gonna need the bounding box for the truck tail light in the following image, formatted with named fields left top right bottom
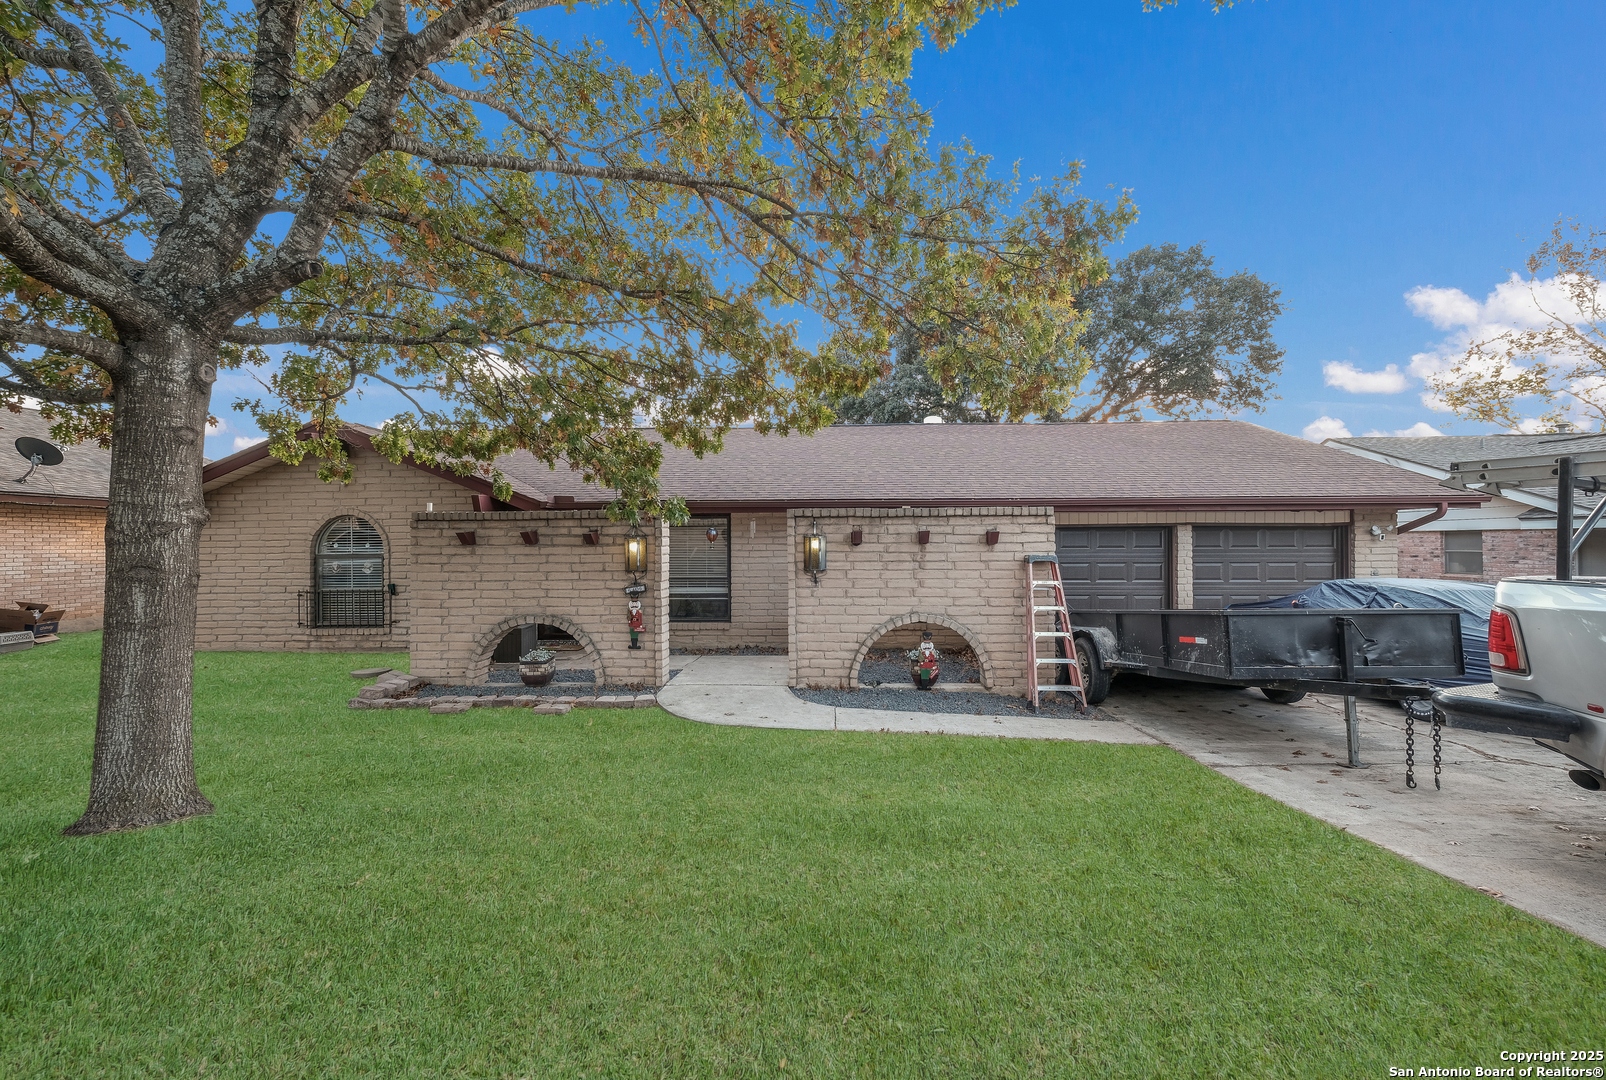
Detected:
left=1488, top=608, right=1529, bottom=675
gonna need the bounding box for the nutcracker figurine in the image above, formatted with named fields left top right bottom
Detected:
left=911, top=630, right=941, bottom=690
left=627, top=598, right=644, bottom=649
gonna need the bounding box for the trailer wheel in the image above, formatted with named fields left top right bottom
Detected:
left=1260, top=687, right=1307, bottom=705
left=1074, top=636, right=1112, bottom=705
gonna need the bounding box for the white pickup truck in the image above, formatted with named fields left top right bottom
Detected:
left=1433, top=577, right=1606, bottom=793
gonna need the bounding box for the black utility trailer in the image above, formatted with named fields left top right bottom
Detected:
left=1064, top=607, right=1466, bottom=768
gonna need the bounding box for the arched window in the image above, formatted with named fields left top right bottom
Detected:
left=313, top=516, right=386, bottom=627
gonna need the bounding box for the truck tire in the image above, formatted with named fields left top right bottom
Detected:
left=1260, top=687, right=1307, bottom=705
left=1075, top=635, right=1112, bottom=705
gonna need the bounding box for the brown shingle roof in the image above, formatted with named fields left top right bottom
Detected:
left=496, top=420, right=1481, bottom=510
left=0, top=408, right=111, bottom=506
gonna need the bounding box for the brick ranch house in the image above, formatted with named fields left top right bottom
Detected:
left=1327, top=432, right=1606, bottom=583
left=197, top=420, right=1481, bottom=695
left=2, top=407, right=110, bottom=632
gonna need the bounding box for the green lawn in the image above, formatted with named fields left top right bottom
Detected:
left=2, top=635, right=1601, bottom=1078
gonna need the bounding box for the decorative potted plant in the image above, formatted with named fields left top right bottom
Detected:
left=519, top=646, right=558, bottom=686
left=907, top=631, right=941, bottom=690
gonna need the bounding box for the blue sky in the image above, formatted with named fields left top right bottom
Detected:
left=207, top=0, right=1606, bottom=457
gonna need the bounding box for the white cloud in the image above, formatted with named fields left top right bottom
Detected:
left=1323, top=361, right=1408, bottom=394
left=232, top=435, right=267, bottom=451
left=1403, top=274, right=1606, bottom=411
left=1302, top=415, right=1352, bottom=442
left=1361, top=422, right=1444, bottom=438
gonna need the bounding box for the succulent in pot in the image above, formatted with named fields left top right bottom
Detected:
left=519, top=646, right=558, bottom=687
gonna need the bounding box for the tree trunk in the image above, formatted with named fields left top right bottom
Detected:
left=64, top=325, right=218, bottom=835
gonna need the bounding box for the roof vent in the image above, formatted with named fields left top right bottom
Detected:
left=922, top=415, right=943, bottom=424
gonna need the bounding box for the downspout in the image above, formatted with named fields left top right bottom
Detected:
left=1396, top=502, right=1449, bottom=534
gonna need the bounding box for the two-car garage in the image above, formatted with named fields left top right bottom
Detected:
left=1056, top=526, right=1344, bottom=611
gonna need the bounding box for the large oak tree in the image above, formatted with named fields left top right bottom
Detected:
left=1, top=0, right=1218, bottom=834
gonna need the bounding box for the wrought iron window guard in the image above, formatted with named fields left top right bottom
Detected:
left=297, top=589, right=390, bottom=628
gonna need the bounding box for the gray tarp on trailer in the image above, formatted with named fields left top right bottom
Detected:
left=1228, top=577, right=1493, bottom=686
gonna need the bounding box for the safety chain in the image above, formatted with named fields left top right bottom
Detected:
left=1433, top=714, right=1443, bottom=791
left=1405, top=709, right=1417, bottom=789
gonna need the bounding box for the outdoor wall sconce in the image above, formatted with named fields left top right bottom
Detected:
left=582, top=529, right=601, bottom=545
left=520, top=530, right=540, bottom=546
left=456, top=531, right=477, bottom=546
left=802, top=519, right=826, bottom=583
left=471, top=493, right=493, bottom=512
left=387, top=583, right=398, bottom=596
left=985, top=530, right=1000, bottom=546
left=917, top=530, right=931, bottom=546
left=625, top=529, right=648, bottom=576
left=850, top=528, right=863, bottom=546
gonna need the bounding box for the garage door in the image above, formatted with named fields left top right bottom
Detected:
left=1056, top=527, right=1169, bottom=610
left=1191, top=526, right=1341, bottom=608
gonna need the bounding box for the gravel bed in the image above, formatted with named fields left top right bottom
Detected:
left=485, top=665, right=595, bottom=685
left=791, top=685, right=1111, bottom=720
left=858, top=658, right=982, bottom=687
left=670, top=646, right=786, bottom=655
left=415, top=668, right=661, bottom=698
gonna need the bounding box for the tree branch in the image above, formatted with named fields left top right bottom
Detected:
left=0, top=319, right=124, bottom=369
left=34, top=6, right=180, bottom=225
left=150, top=0, right=216, bottom=188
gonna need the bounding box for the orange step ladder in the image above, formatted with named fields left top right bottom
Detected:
left=1025, top=555, right=1086, bottom=712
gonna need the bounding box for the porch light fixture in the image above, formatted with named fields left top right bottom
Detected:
left=985, top=530, right=1000, bottom=546
left=917, top=530, right=931, bottom=546
left=582, top=529, right=601, bottom=545
left=850, top=527, right=863, bottom=546
left=625, top=527, right=648, bottom=577
left=456, top=531, right=477, bottom=546
left=520, top=530, right=540, bottom=546
left=802, top=518, right=826, bottom=583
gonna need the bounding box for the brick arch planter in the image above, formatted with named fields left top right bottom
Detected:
left=464, top=613, right=604, bottom=687
left=848, top=612, right=994, bottom=690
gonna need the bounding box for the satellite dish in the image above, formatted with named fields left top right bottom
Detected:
left=13, top=436, right=64, bottom=483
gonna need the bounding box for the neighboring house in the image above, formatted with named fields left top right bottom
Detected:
left=1326, top=433, right=1606, bottom=583
left=198, top=420, right=1479, bottom=694
left=1, top=408, right=111, bottom=631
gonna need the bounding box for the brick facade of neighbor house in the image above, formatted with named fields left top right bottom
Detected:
left=788, top=506, right=1056, bottom=695
left=406, top=511, right=668, bottom=686
left=197, top=449, right=478, bottom=652
left=1398, top=528, right=1556, bottom=584
left=2, top=408, right=113, bottom=631
left=669, top=511, right=788, bottom=651
left=1, top=503, right=106, bottom=626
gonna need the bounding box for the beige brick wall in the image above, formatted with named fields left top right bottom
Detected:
left=1350, top=508, right=1399, bottom=578
left=198, top=449, right=481, bottom=652
left=669, top=511, right=787, bottom=650
left=1173, top=524, right=1194, bottom=609
left=788, top=507, right=1055, bottom=695
left=407, top=512, right=667, bottom=687
left=1, top=503, right=106, bottom=626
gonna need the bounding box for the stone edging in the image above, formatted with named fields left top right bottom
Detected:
left=347, top=670, right=657, bottom=714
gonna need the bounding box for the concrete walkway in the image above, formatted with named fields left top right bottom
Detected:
left=655, top=655, right=1606, bottom=948
left=656, top=654, right=1156, bottom=744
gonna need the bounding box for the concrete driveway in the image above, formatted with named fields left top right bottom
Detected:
left=1097, top=675, right=1606, bottom=948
